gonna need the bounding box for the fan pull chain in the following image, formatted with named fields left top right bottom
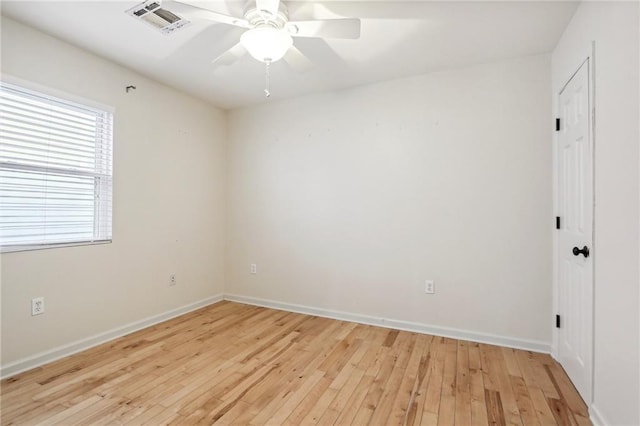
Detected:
left=264, top=60, right=271, bottom=98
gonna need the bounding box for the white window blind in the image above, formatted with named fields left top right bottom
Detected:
left=0, top=82, right=113, bottom=252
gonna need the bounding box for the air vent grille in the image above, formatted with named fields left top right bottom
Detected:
left=126, top=0, right=190, bottom=35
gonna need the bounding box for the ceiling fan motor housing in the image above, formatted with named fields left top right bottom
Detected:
left=244, top=2, right=290, bottom=30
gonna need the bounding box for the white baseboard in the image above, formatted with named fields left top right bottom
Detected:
left=223, top=294, right=551, bottom=353
left=589, top=404, right=607, bottom=426
left=0, top=294, right=224, bottom=379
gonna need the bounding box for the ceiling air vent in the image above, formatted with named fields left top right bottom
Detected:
left=126, top=0, right=190, bottom=35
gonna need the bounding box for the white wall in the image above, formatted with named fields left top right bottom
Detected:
left=0, top=17, right=227, bottom=367
left=226, top=55, right=553, bottom=347
left=552, top=2, right=640, bottom=425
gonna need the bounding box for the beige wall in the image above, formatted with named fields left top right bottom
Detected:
left=3, top=7, right=637, bottom=422
left=226, top=55, right=553, bottom=346
left=552, top=2, right=640, bottom=425
left=0, top=17, right=227, bottom=366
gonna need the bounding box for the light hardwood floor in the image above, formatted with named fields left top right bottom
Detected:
left=1, top=301, right=590, bottom=425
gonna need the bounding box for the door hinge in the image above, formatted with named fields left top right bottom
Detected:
left=556, top=314, right=561, bottom=328
left=555, top=118, right=560, bottom=131
left=556, top=216, right=561, bottom=230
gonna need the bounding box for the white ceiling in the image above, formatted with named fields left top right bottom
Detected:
left=1, top=1, right=578, bottom=110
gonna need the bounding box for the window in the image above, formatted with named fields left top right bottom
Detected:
left=0, top=81, right=113, bottom=252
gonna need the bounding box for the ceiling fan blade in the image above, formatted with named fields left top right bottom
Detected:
left=168, top=1, right=251, bottom=29
left=285, top=18, right=361, bottom=39
left=283, top=46, right=313, bottom=72
left=256, top=0, right=280, bottom=19
left=213, top=41, right=247, bottom=66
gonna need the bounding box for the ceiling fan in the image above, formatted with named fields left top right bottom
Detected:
left=127, top=0, right=361, bottom=95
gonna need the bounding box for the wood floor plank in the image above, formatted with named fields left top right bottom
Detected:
left=420, top=336, right=446, bottom=426
left=527, top=387, right=558, bottom=426
left=454, top=340, right=472, bottom=426
left=485, top=389, right=507, bottom=426
left=544, top=363, right=589, bottom=418
left=469, top=342, right=489, bottom=426
left=1, top=302, right=590, bottom=426
left=510, top=375, right=540, bottom=426
left=483, top=344, right=523, bottom=425
left=514, top=350, right=560, bottom=400
left=332, top=342, right=388, bottom=425
left=547, top=397, right=578, bottom=426
left=209, top=399, right=251, bottom=425
left=245, top=345, right=338, bottom=424
left=350, top=347, right=399, bottom=423
left=402, top=334, right=434, bottom=426
left=389, top=333, right=430, bottom=426
left=280, top=377, right=332, bottom=425
left=289, top=332, right=367, bottom=424
left=436, top=337, right=457, bottom=426
left=368, top=332, right=416, bottom=424
left=262, top=369, right=326, bottom=425
left=123, top=404, right=166, bottom=425
left=315, top=339, right=372, bottom=424
left=501, top=348, right=523, bottom=378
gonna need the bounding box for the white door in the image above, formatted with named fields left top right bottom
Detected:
left=557, top=59, right=593, bottom=403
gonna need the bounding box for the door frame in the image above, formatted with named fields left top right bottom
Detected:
left=551, top=43, right=596, bottom=405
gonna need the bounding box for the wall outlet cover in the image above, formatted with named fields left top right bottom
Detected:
left=31, top=297, right=45, bottom=316
left=425, top=280, right=435, bottom=294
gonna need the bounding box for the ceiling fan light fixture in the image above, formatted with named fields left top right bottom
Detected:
left=240, top=26, right=293, bottom=63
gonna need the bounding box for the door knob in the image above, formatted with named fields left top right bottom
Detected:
left=572, top=246, right=590, bottom=258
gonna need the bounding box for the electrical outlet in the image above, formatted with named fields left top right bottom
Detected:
left=250, top=264, right=257, bottom=274
left=31, top=297, right=44, bottom=316
left=169, top=274, right=176, bottom=286
left=425, top=280, right=435, bottom=294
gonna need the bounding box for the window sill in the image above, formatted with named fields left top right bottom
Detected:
left=1, top=240, right=112, bottom=254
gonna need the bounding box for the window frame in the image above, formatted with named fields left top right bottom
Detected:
left=0, top=75, right=115, bottom=253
